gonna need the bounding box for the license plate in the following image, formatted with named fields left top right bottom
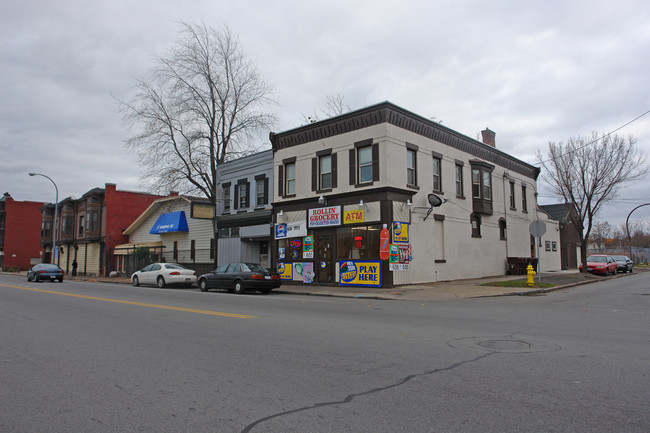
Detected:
left=265, top=275, right=271, bottom=280
left=185, top=278, right=191, bottom=282
left=50, top=276, right=56, bottom=280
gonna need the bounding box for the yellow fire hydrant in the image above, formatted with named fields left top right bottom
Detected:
left=526, top=264, right=536, bottom=287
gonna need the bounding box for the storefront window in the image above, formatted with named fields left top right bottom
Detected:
left=336, top=225, right=381, bottom=260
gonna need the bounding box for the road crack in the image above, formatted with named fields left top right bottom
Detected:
left=240, top=352, right=494, bottom=433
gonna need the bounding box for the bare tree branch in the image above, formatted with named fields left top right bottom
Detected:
left=537, top=131, right=648, bottom=271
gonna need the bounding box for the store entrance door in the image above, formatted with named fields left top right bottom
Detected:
left=316, top=233, right=334, bottom=283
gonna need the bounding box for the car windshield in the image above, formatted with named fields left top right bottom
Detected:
left=588, top=256, right=607, bottom=263
left=164, top=264, right=188, bottom=270
left=38, top=264, right=60, bottom=270
left=242, top=263, right=268, bottom=273
left=611, top=256, right=626, bottom=261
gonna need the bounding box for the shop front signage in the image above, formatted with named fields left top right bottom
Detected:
left=338, top=260, right=382, bottom=287
left=275, top=220, right=308, bottom=239
left=392, top=221, right=409, bottom=244
left=343, top=209, right=365, bottom=224
left=308, top=206, right=341, bottom=228
left=389, top=244, right=412, bottom=271
left=191, top=202, right=215, bottom=219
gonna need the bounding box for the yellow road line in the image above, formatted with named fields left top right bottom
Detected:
left=0, top=283, right=258, bottom=319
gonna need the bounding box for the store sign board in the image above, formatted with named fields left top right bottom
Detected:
left=343, top=209, right=365, bottom=224
left=338, top=260, right=382, bottom=287
left=191, top=202, right=214, bottom=219
left=392, top=221, right=409, bottom=244
left=308, top=206, right=341, bottom=228
left=274, top=221, right=308, bottom=239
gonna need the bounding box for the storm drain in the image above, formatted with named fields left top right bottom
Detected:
left=447, top=337, right=561, bottom=353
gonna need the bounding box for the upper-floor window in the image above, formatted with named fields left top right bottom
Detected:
left=320, top=155, right=332, bottom=190
left=78, top=215, right=84, bottom=236
left=522, top=185, right=528, bottom=212
left=471, top=213, right=482, bottom=238
left=235, top=179, right=249, bottom=210
left=62, top=215, right=74, bottom=235
left=432, top=155, right=442, bottom=192
left=509, top=181, right=516, bottom=209
left=499, top=218, right=507, bottom=240
left=455, top=163, right=464, bottom=198
left=285, top=162, right=296, bottom=195
left=223, top=184, right=231, bottom=213
left=349, top=140, right=378, bottom=186
left=406, top=148, right=417, bottom=187
left=472, top=168, right=492, bottom=200
left=42, top=220, right=51, bottom=239
left=358, top=147, right=373, bottom=184
left=255, top=175, right=268, bottom=207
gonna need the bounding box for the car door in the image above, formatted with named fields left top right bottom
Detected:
left=138, top=264, right=154, bottom=284
left=207, top=264, right=228, bottom=288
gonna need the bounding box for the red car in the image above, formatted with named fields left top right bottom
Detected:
left=579, top=254, right=618, bottom=275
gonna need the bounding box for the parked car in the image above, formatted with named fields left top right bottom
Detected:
left=579, top=254, right=618, bottom=276
left=27, top=263, right=64, bottom=282
left=611, top=255, right=634, bottom=273
left=131, top=263, right=197, bottom=288
left=198, top=262, right=282, bottom=294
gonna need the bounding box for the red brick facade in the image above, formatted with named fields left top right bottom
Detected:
left=1, top=193, right=45, bottom=271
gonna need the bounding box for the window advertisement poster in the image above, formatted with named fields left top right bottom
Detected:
left=302, top=262, right=314, bottom=283
left=274, top=221, right=308, bottom=239
left=303, top=235, right=314, bottom=259
left=308, top=206, right=341, bottom=228
left=293, top=263, right=305, bottom=281
left=338, top=260, right=382, bottom=287
left=277, top=262, right=292, bottom=280
left=389, top=244, right=412, bottom=271
left=392, top=221, right=409, bottom=244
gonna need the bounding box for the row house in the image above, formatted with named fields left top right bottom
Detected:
left=39, top=184, right=166, bottom=276
left=0, top=193, right=45, bottom=271
left=270, top=101, right=560, bottom=287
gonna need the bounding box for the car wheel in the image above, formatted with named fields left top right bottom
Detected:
left=613, top=267, right=617, bottom=275
left=132, top=276, right=140, bottom=287
left=233, top=280, right=245, bottom=294
left=199, top=279, right=208, bottom=292
left=58, top=278, right=63, bottom=282
left=157, top=276, right=166, bottom=288
left=27, top=274, right=31, bottom=282
left=604, top=268, right=609, bottom=276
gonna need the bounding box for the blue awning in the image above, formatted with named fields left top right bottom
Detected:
left=150, top=211, right=189, bottom=234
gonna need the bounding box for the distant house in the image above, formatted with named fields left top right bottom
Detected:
left=119, top=195, right=214, bottom=276
left=38, top=184, right=167, bottom=276
left=540, top=203, right=581, bottom=269
left=0, top=193, right=45, bottom=271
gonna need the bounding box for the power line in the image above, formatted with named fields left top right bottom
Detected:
left=537, top=109, right=650, bottom=165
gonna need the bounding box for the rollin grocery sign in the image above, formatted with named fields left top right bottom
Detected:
left=308, top=206, right=341, bottom=228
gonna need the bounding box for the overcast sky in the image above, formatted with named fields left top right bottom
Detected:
left=2, top=0, right=649, bottom=226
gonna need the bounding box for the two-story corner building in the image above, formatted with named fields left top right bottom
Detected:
left=270, top=101, right=560, bottom=287
left=39, top=183, right=166, bottom=276
left=216, top=149, right=273, bottom=267
left=0, top=193, right=45, bottom=271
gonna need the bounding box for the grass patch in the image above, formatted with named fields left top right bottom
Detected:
left=481, top=280, right=555, bottom=289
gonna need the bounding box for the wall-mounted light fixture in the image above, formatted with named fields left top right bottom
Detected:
left=318, top=195, right=327, bottom=206
left=401, top=199, right=412, bottom=209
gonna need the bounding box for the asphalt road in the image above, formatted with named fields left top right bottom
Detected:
left=1, top=272, right=648, bottom=433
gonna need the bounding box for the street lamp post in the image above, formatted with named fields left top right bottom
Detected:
left=29, top=172, right=59, bottom=264
left=625, top=203, right=650, bottom=260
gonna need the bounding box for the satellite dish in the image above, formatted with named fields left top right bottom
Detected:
left=428, top=194, right=444, bottom=207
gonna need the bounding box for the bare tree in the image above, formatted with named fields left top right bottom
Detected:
left=119, top=22, right=276, bottom=203
left=537, top=131, right=647, bottom=271
left=300, top=93, right=351, bottom=124
left=591, top=221, right=612, bottom=250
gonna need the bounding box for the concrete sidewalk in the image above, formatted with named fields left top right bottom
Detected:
left=22, top=269, right=624, bottom=301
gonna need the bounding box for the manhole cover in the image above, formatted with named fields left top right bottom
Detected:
left=447, top=337, right=561, bottom=353
left=478, top=339, right=531, bottom=350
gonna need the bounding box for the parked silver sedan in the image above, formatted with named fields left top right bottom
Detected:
left=131, top=263, right=197, bottom=288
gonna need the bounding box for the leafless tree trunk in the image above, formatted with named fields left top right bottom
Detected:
left=118, top=22, right=276, bottom=265
left=537, top=131, right=647, bottom=271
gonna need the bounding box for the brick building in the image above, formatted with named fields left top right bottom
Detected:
left=0, top=193, right=45, bottom=271
left=39, top=184, right=168, bottom=276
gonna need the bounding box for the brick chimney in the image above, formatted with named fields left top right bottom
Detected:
left=481, top=128, right=496, bottom=147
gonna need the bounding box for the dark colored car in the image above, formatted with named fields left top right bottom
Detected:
left=611, top=255, right=634, bottom=273
left=198, top=262, right=282, bottom=294
left=27, top=263, right=64, bottom=282
left=579, top=254, right=618, bottom=276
